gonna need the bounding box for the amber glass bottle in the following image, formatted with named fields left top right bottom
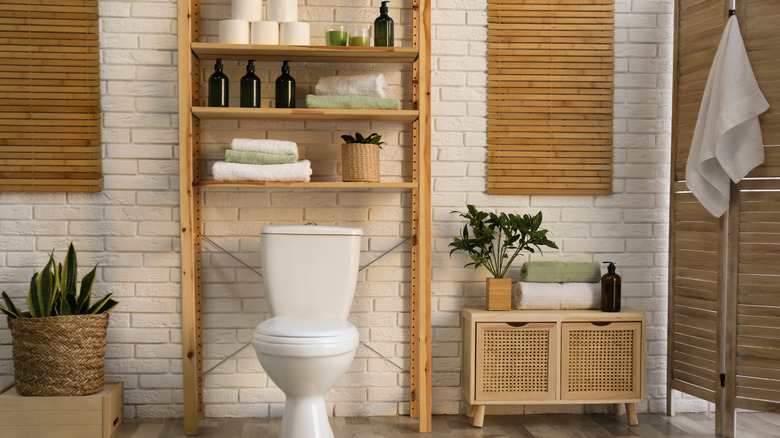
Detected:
left=601, top=261, right=621, bottom=312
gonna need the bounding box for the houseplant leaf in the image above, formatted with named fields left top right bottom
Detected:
left=61, top=242, right=78, bottom=297
left=77, top=264, right=97, bottom=314
left=0, top=291, right=21, bottom=318
left=87, top=293, right=118, bottom=315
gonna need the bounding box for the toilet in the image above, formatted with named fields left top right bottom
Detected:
left=252, top=225, right=362, bottom=438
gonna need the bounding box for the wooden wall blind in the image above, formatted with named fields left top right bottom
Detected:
left=0, top=0, right=101, bottom=192
left=486, top=0, right=614, bottom=195
left=669, top=0, right=780, bottom=433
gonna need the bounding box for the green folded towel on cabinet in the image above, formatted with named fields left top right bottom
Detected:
left=520, top=261, right=602, bottom=283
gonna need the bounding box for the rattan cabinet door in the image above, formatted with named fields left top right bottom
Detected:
left=560, top=322, right=642, bottom=401
left=475, top=322, right=557, bottom=402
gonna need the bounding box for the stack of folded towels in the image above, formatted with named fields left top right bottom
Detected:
left=305, top=73, right=401, bottom=110
left=513, top=261, right=603, bottom=310
left=212, top=138, right=312, bottom=182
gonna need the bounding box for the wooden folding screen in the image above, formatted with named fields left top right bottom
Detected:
left=668, top=1, right=780, bottom=436
left=0, top=0, right=101, bottom=192
left=486, top=0, right=614, bottom=195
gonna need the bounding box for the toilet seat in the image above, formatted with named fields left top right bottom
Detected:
left=253, top=316, right=359, bottom=357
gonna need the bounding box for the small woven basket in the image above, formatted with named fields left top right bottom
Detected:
left=341, top=142, right=380, bottom=182
left=8, top=313, right=109, bottom=396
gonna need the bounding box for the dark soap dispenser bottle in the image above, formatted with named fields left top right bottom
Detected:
left=601, top=261, right=622, bottom=312
left=275, top=60, right=295, bottom=109
left=240, top=60, right=261, bottom=108
left=208, top=58, right=229, bottom=107
left=374, top=1, right=394, bottom=47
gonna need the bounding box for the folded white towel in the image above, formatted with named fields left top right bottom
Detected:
left=314, top=74, right=389, bottom=98
left=229, top=138, right=299, bottom=156
left=685, top=15, right=770, bottom=217
left=212, top=160, right=312, bottom=182
left=513, top=281, right=601, bottom=310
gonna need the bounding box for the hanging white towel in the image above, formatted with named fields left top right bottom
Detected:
left=685, top=15, right=770, bottom=217
left=212, top=160, right=312, bottom=182
left=314, top=74, right=389, bottom=98
left=229, top=138, right=299, bottom=156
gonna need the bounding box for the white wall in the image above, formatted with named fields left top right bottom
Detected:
left=0, top=0, right=701, bottom=418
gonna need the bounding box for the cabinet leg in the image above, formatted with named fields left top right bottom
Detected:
left=472, top=405, right=486, bottom=428
left=466, top=404, right=475, bottom=418
left=613, top=403, right=624, bottom=417
left=626, top=403, right=638, bottom=426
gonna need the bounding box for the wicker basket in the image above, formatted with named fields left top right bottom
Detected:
left=8, top=313, right=109, bottom=396
left=341, top=142, right=380, bottom=182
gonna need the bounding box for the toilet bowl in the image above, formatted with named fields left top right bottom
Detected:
left=253, top=317, right=359, bottom=438
left=253, top=225, right=362, bottom=438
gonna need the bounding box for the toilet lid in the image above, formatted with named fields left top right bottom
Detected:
left=254, top=316, right=358, bottom=345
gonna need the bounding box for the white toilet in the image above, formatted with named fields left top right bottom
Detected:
left=252, top=225, right=362, bottom=438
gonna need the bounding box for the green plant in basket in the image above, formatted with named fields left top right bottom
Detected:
left=0, top=242, right=118, bottom=319
left=341, top=132, right=386, bottom=147
left=449, top=204, right=559, bottom=278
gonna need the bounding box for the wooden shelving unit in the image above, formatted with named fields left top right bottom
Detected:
left=177, top=0, right=431, bottom=435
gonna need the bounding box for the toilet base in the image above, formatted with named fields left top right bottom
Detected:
left=279, top=395, right=333, bottom=438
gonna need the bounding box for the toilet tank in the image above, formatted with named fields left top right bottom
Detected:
left=261, top=225, right=362, bottom=319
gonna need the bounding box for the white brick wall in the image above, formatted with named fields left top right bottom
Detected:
left=0, top=0, right=699, bottom=419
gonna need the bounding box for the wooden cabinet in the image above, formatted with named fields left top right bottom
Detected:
left=462, top=308, right=645, bottom=427
left=177, top=1, right=432, bottom=433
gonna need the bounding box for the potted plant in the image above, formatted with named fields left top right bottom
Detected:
left=0, top=243, right=117, bottom=396
left=340, top=132, right=385, bottom=182
left=449, top=204, right=558, bottom=310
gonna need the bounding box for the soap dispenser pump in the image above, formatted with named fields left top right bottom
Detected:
left=601, top=261, right=621, bottom=312
left=275, top=60, right=295, bottom=108
left=208, top=58, right=229, bottom=107
left=240, top=60, right=261, bottom=108
left=374, top=1, right=394, bottom=47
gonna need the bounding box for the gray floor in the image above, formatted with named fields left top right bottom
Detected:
left=114, top=412, right=780, bottom=437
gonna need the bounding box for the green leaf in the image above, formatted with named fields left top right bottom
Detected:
left=27, top=273, right=39, bottom=317
left=77, top=264, right=97, bottom=314
left=0, top=291, right=21, bottom=318
left=61, top=242, right=78, bottom=297
left=87, top=293, right=118, bottom=314
left=34, top=256, right=57, bottom=317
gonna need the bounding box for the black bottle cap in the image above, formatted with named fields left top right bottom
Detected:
left=281, top=60, right=290, bottom=74
left=380, top=1, right=389, bottom=13
left=215, top=58, right=223, bottom=70
left=246, top=60, right=255, bottom=72
left=603, top=261, right=616, bottom=274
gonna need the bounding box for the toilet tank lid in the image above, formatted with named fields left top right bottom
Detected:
left=261, top=225, right=362, bottom=236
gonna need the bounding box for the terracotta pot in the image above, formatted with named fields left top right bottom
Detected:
left=486, top=277, right=512, bottom=310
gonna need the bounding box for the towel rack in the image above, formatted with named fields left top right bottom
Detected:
left=729, top=0, right=736, bottom=16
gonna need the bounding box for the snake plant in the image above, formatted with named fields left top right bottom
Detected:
left=0, top=243, right=117, bottom=319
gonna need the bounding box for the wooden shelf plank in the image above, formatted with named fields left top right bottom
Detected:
left=195, top=181, right=417, bottom=189
left=191, top=42, right=419, bottom=64
left=192, top=106, right=419, bottom=122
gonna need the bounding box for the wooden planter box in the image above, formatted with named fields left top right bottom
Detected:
left=0, top=381, right=124, bottom=438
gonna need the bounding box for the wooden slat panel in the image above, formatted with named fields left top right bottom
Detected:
left=486, top=0, right=613, bottom=194
left=0, top=0, right=101, bottom=192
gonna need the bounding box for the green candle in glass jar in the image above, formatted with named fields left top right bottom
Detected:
left=325, top=25, right=348, bottom=46
left=348, top=35, right=369, bottom=46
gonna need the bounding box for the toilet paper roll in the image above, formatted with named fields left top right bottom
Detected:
left=251, top=21, right=279, bottom=45
left=232, top=0, right=262, bottom=21
left=219, top=19, right=250, bottom=44
left=267, top=0, right=298, bottom=23
left=279, top=21, right=310, bottom=46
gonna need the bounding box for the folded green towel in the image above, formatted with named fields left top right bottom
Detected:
left=225, top=149, right=298, bottom=165
left=520, top=261, right=602, bottom=283
left=306, top=94, right=401, bottom=110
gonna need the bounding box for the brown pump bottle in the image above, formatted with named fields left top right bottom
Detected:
left=601, top=261, right=621, bottom=312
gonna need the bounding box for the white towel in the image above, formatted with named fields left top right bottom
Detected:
left=229, top=138, right=299, bottom=156
left=314, top=74, right=389, bottom=98
left=685, top=16, right=770, bottom=217
left=212, top=160, right=312, bottom=182
left=513, top=281, right=601, bottom=310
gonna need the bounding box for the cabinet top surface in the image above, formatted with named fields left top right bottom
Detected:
left=462, top=307, right=645, bottom=321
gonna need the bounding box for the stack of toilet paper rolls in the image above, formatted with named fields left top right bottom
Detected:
left=218, top=0, right=310, bottom=46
